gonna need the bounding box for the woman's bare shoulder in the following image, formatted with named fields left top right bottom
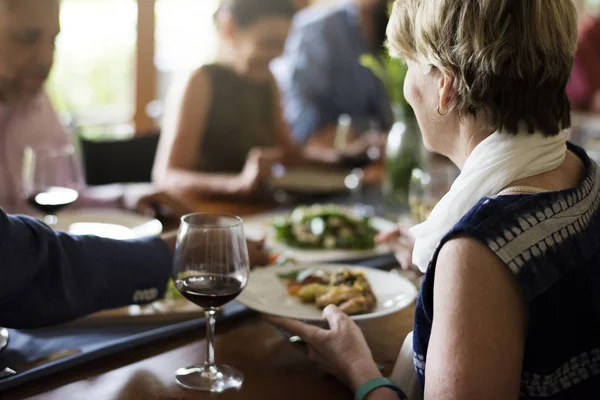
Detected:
left=186, top=67, right=212, bottom=92
left=435, top=235, right=525, bottom=308
left=426, top=236, right=527, bottom=399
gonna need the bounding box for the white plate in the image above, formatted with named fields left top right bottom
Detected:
left=269, top=168, right=350, bottom=194
left=53, top=209, right=163, bottom=240
left=243, top=210, right=396, bottom=263
left=237, top=264, right=417, bottom=321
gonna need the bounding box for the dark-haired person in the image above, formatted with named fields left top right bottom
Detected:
left=272, top=0, right=393, bottom=143
left=153, top=0, right=367, bottom=197
left=0, top=0, right=186, bottom=219
left=272, top=0, right=600, bottom=399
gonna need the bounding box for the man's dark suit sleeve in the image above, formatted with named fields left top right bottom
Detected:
left=0, top=210, right=172, bottom=328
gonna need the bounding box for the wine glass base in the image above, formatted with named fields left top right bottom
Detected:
left=175, top=364, right=243, bottom=392
left=44, top=215, right=58, bottom=226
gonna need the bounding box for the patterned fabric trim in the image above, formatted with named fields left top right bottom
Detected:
left=414, top=348, right=600, bottom=397
left=413, top=351, right=426, bottom=378
left=521, top=349, right=600, bottom=397
left=488, top=163, right=599, bottom=270
left=499, top=185, right=552, bottom=195
left=484, top=161, right=600, bottom=300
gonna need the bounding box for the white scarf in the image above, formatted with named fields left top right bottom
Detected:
left=410, top=130, right=568, bottom=272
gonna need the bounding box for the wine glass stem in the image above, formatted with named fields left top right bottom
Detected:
left=204, top=310, right=217, bottom=369
left=353, top=178, right=364, bottom=204
left=44, top=214, right=58, bottom=226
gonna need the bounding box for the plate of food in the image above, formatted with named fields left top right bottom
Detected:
left=243, top=204, right=396, bottom=263
left=237, top=264, right=417, bottom=321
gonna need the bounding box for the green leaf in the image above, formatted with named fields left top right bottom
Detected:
left=360, top=52, right=409, bottom=106
left=277, top=269, right=304, bottom=281
left=360, top=54, right=388, bottom=83
left=165, top=279, right=183, bottom=300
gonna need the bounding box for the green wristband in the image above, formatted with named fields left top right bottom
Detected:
left=355, top=377, right=406, bottom=400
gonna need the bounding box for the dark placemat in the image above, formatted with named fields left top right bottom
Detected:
left=0, top=301, right=251, bottom=392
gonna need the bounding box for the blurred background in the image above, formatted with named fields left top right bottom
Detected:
left=46, top=0, right=600, bottom=140
left=46, top=0, right=340, bottom=139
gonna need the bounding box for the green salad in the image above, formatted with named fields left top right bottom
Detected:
left=165, top=279, right=183, bottom=300
left=273, top=205, right=378, bottom=250
left=165, top=270, right=200, bottom=300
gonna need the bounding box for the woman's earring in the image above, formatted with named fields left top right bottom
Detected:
left=437, top=106, right=448, bottom=116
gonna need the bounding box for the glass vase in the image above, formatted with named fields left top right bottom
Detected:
left=382, top=105, right=425, bottom=217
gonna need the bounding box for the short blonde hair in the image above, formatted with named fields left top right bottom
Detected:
left=387, top=0, right=578, bottom=135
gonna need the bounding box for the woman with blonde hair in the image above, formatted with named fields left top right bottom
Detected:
left=273, top=1, right=600, bottom=399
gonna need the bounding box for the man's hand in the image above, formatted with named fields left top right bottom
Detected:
left=161, top=233, right=269, bottom=268
left=247, top=238, right=269, bottom=267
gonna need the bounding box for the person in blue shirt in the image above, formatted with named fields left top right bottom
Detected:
left=272, top=0, right=393, bottom=143
left=0, top=208, right=268, bottom=329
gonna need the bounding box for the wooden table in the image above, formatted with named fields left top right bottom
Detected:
left=10, top=112, right=596, bottom=399
left=3, top=193, right=416, bottom=400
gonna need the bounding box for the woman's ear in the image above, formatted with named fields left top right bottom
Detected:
left=216, top=13, right=238, bottom=41
left=438, top=74, right=455, bottom=113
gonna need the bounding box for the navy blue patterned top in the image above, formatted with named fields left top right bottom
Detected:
left=413, top=143, right=600, bottom=399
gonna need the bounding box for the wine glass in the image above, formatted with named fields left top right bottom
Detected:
left=408, top=163, right=458, bottom=223
left=173, top=213, right=250, bottom=392
left=22, top=144, right=81, bottom=226
left=408, top=169, right=434, bottom=223
left=338, top=116, right=383, bottom=208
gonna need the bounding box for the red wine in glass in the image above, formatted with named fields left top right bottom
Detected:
left=175, top=273, right=244, bottom=309
left=173, top=213, right=250, bottom=392
left=22, top=145, right=81, bottom=226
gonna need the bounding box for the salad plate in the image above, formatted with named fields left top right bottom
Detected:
left=243, top=205, right=396, bottom=263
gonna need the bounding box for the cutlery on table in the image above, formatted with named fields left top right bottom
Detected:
left=0, top=348, right=81, bottom=380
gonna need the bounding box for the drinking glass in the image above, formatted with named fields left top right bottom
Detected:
left=173, top=213, right=250, bottom=392
left=409, top=163, right=458, bottom=223
left=22, top=145, right=81, bottom=226
left=408, top=169, right=434, bottom=223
